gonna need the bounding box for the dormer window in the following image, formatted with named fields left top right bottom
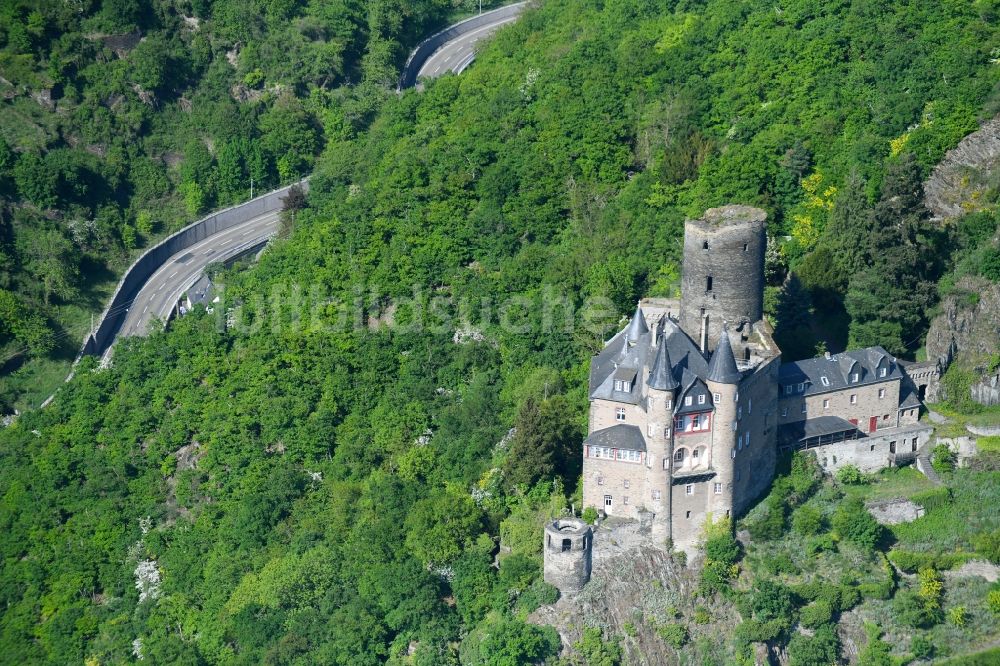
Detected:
left=821, top=376, right=830, bottom=387
left=851, top=373, right=859, bottom=382
left=880, top=367, right=887, bottom=378
left=797, top=382, right=805, bottom=392
left=697, top=394, right=706, bottom=405
left=685, top=396, right=693, bottom=406
left=784, top=385, right=793, bottom=395
left=614, top=380, right=629, bottom=392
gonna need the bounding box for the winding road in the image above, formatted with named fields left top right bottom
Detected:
left=92, top=4, right=527, bottom=356
left=415, top=4, right=527, bottom=80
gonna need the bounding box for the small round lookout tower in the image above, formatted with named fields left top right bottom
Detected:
left=543, top=518, right=593, bottom=595
left=679, top=205, right=767, bottom=353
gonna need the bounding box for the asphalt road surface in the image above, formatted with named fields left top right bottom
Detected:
left=417, top=6, right=525, bottom=79
left=116, top=210, right=280, bottom=339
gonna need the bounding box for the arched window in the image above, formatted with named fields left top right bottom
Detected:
left=561, top=538, right=572, bottom=552
left=674, top=448, right=686, bottom=464
left=692, top=447, right=702, bottom=462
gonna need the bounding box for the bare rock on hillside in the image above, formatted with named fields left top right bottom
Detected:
left=923, top=117, right=1000, bottom=220
left=926, top=276, right=1000, bottom=364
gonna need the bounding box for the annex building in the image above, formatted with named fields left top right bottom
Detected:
left=580, top=205, right=932, bottom=550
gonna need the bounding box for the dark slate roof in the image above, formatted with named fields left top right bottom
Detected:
left=647, top=331, right=679, bottom=391
left=899, top=380, right=921, bottom=409
left=187, top=274, right=215, bottom=306
left=625, top=303, right=649, bottom=342
left=584, top=424, right=647, bottom=452
left=778, top=346, right=903, bottom=397
left=778, top=415, right=860, bottom=444
left=675, top=374, right=712, bottom=415
left=589, top=314, right=710, bottom=407
left=671, top=470, right=717, bottom=485
left=706, top=331, right=742, bottom=384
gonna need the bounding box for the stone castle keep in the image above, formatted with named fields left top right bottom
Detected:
left=545, top=205, right=933, bottom=594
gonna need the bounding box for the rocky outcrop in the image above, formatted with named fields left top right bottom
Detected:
left=925, top=276, right=1000, bottom=400
left=923, top=117, right=1000, bottom=220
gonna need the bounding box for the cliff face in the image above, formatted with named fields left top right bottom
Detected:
left=923, top=117, right=1000, bottom=220
left=530, top=521, right=742, bottom=665
left=926, top=276, right=1000, bottom=364
left=922, top=117, right=1000, bottom=404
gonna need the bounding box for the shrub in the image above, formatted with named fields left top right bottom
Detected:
left=888, top=550, right=971, bottom=573
left=893, top=589, right=942, bottom=628
left=581, top=506, right=599, bottom=524
left=799, top=600, right=834, bottom=628
left=911, top=633, right=934, bottom=660
left=910, top=486, right=952, bottom=512
left=759, top=552, right=799, bottom=575
left=833, top=498, right=885, bottom=552
left=805, top=533, right=837, bottom=555
left=948, top=605, right=967, bottom=626
left=747, top=498, right=787, bottom=540
left=693, top=606, right=711, bottom=624
left=788, top=624, right=840, bottom=666
left=931, top=444, right=957, bottom=473
left=917, top=568, right=944, bottom=611
left=974, top=530, right=1000, bottom=564
left=859, top=624, right=894, bottom=666
left=657, top=623, right=688, bottom=649
left=836, top=464, right=868, bottom=485
left=792, top=504, right=825, bottom=536
left=987, top=588, right=1000, bottom=615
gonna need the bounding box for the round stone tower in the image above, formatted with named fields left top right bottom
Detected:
left=679, top=205, right=767, bottom=352
left=543, top=518, right=593, bottom=595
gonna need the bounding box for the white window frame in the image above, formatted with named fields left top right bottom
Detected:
left=878, top=388, right=885, bottom=399
left=698, top=394, right=706, bottom=405
left=616, top=407, right=626, bottom=421
left=784, top=385, right=793, bottom=395
left=652, top=489, right=661, bottom=501
left=604, top=495, right=612, bottom=508
left=714, top=483, right=722, bottom=494
left=850, top=394, right=857, bottom=404
left=880, top=367, right=887, bottom=378
left=851, top=372, right=859, bottom=382
left=684, top=396, right=693, bottom=406
left=713, top=392, right=721, bottom=404
left=685, top=484, right=694, bottom=496
left=821, top=376, right=830, bottom=387
left=692, top=448, right=700, bottom=461
left=780, top=407, right=788, bottom=417
left=823, top=399, right=830, bottom=409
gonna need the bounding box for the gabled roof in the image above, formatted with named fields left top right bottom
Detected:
left=584, top=424, right=647, bottom=452
left=675, top=375, right=712, bottom=415
left=706, top=331, right=741, bottom=384
left=778, top=346, right=903, bottom=397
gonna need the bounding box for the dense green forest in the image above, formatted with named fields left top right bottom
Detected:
left=0, top=0, right=496, bottom=409
left=3, top=0, right=1000, bottom=663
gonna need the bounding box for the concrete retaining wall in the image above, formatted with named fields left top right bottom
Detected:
left=79, top=180, right=308, bottom=359
left=398, top=2, right=529, bottom=89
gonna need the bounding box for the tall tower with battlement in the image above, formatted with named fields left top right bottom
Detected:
left=679, top=205, right=767, bottom=352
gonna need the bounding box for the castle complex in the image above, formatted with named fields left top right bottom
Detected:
left=576, top=205, right=933, bottom=555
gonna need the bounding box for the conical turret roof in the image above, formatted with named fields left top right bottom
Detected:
left=624, top=303, right=649, bottom=342
left=706, top=330, right=741, bottom=384
left=648, top=333, right=678, bottom=391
